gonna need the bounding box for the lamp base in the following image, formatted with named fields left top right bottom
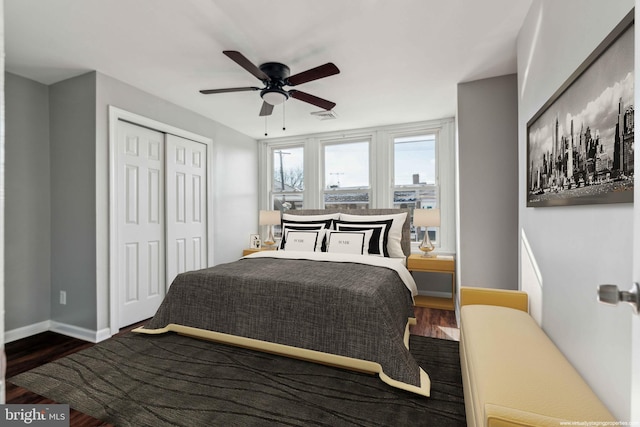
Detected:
left=263, top=227, right=277, bottom=249
left=419, top=251, right=437, bottom=258
left=418, top=234, right=436, bottom=257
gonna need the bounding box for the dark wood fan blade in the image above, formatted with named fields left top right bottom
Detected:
left=200, top=87, right=261, bottom=94
left=224, top=50, right=270, bottom=81
left=259, top=101, right=274, bottom=116
left=287, top=63, right=340, bottom=86
left=289, top=90, right=336, bottom=110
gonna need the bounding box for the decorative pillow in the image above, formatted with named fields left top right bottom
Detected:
left=280, top=219, right=333, bottom=250
left=326, top=230, right=373, bottom=255
left=339, top=212, right=407, bottom=258
left=282, top=230, right=323, bottom=252
left=334, top=219, right=393, bottom=257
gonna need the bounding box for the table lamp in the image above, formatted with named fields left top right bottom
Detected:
left=259, top=210, right=281, bottom=248
left=413, top=208, right=440, bottom=257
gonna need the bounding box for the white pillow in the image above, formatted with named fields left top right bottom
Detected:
left=280, top=219, right=333, bottom=250
left=283, top=230, right=324, bottom=252
left=339, top=212, right=407, bottom=258
left=334, top=220, right=390, bottom=257
left=326, top=229, right=373, bottom=255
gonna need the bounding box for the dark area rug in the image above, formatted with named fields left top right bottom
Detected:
left=9, top=332, right=465, bottom=426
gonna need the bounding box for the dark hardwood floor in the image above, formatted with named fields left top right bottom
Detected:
left=410, top=305, right=460, bottom=341
left=5, top=322, right=145, bottom=427
left=4, top=307, right=458, bottom=426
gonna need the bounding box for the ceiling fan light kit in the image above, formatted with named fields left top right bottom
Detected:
left=261, top=88, right=289, bottom=105
left=200, top=50, right=339, bottom=117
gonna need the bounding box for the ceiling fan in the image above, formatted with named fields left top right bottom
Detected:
left=200, top=50, right=340, bottom=117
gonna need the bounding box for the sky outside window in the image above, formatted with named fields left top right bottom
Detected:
left=394, top=135, right=436, bottom=185
left=324, top=141, right=369, bottom=189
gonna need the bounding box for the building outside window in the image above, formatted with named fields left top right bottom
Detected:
left=323, top=140, right=370, bottom=209
left=393, top=134, right=439, bottom=244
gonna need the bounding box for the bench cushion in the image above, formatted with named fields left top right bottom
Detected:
left=460, top=305, right=615, bottom=427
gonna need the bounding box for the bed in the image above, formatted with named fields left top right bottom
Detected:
left=134, top=209, right=431, bottom=397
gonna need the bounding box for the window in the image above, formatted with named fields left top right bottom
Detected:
left=393, top=134, right=439, bottom=244
left=271, top=145, right=304, bottom=212
left=258, top=118, right=455, bottom=254
left=323, top=140, right=370, bottom=209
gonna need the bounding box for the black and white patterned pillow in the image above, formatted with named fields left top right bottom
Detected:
left=282, top=230, right=324, bottom=252
left=325, top=230, right=373, bottom=255
left=280, top=219, right=334, bottom=250
left=334, top=219, right=393, bottom=257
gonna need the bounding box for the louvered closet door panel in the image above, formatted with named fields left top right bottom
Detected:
left=166, top=134, right=208, bottom=287
left=117, top=121, right=166, bottom=327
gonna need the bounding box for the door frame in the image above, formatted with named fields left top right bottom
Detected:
left=108, top=106, right=214, bottom=335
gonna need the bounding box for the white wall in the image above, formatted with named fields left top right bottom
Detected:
left=518, top=0, right=634, bottom=419
left=632, top=3, right=640, bottom=420
left=457, top=74, right=519, bottom=291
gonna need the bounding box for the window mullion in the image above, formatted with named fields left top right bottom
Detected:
left=305, top=137, right=321, bottom=208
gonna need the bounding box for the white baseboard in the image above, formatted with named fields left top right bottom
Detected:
left=5, top=321, right=51, bottom=343
left=50, top=322, right=112, bottom=343
left=95, top=327, right=113, bottom=343
left=6, top=321, right=113, bottom=344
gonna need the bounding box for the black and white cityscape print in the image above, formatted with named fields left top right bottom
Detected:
left=527, top=21, right=634, bottom=207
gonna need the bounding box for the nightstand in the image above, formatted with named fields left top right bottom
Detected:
left=407, top=254, right=456, bottom=310
left=242, top=247, right=277, bottom=256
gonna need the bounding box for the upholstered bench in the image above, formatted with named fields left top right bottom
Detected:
left=459, top=287, right=615, bottom=427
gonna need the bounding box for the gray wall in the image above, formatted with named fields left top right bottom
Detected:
left=6, top=70, right=258, bottom=336
left=49, top=72, right=98, bottom=329
left=518, top=0, right=634, bottom=419
left=457, top=74, right=519, bottom=290
left=5, top=72, right=51, bottom=330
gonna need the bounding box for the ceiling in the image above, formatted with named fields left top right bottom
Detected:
left=5, top=0, right=533, bottom=140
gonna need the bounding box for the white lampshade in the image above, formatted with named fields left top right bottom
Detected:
left=413, top=208, right=440, bottom=227
left=259, top=210, right=281, bottom=225
left=262, top=90, right=288, bottom=106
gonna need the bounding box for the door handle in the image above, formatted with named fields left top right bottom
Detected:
left=597, top=282, right=639, bottom=314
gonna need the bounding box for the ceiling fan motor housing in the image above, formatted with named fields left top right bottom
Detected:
left=259, top=62, right=291, bottom=105
left=259, top=62, right=290, bottom=81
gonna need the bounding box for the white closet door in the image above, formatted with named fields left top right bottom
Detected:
left=116, top=121, right=166, bottom=327
left=166, top=134, right=208, bottom=287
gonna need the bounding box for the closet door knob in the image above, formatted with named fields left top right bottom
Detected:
left=597, top=282, right=639, bottom=314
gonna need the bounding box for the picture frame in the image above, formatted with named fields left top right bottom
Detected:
left=249, top=234, right=261, bottom=249
left=526, top=10, right=634, bottom=207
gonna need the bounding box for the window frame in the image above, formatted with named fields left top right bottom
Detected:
left=258, top=118, right=456, bottom=254
left=390, top=130, right=440, bottom=247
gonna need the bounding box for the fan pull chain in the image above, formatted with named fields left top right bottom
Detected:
left=264, top=115, right=268, bottom=136
left=282, top=102, right=286, bottom=131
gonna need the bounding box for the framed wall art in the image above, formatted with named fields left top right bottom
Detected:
left=249, top=234, right=261, bottom=249
left=527, top=10, right=634, bottom=207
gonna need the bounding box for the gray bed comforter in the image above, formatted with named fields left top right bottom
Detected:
left=142, top=254, right=422, bottom=387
